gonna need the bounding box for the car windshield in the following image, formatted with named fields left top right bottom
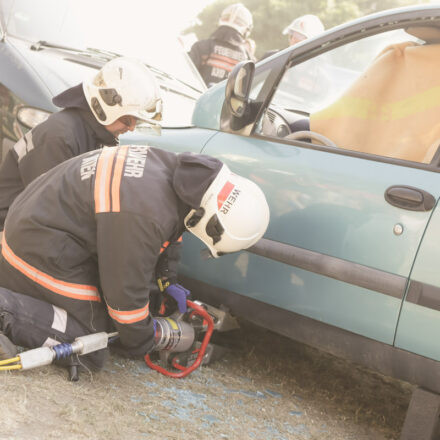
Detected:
left=0, top=0, right=206, bottom=127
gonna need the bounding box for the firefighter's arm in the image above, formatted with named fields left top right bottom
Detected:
left=156, top=239, right=191, bottom=313
left=17, top=127, right=78, bottom=186
left=96, top=212, right=162, bottom=356
left=188, top=41, right=202, bottom=69
left=155, top=239, right=182, bottom=286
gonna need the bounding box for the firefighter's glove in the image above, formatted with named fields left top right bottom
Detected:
left=164, top=284, right=190, bottom=314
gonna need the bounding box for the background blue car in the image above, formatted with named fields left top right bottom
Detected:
left=0, top=0, right=205, bottom=159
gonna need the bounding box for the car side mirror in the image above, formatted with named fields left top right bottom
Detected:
left=225, top=60, right=255, bottom=118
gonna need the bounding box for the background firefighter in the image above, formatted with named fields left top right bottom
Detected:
left=188, top=3, right=253, bottom=87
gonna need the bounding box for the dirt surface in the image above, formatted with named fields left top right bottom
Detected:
left=0, top=321, right=413, bottom=440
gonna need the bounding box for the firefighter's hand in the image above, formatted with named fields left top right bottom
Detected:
left=164, top=284, right=190, bottom=313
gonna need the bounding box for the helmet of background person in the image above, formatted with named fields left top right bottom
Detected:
left=184, top=164, right=270, bottom=258
left=282, top=14, right=324, bottom=39
left=83, top=57, right=163, bottom=126
left=218, top=3, right=253, bottom=38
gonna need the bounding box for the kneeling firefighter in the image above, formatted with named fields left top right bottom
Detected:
left=0, top=56, right=163, bottom=230
left=0, top=143, right=270, bottom=371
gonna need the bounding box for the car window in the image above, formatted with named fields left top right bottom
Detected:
left=255, top=28, right=440, bottom=164
left=271, top=29, right=418, bottom=114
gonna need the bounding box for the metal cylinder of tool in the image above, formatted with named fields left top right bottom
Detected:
left=153, top=317, right=195, bottom=352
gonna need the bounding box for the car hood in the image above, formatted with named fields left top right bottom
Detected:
left=7, top=36, right=203, bottom=127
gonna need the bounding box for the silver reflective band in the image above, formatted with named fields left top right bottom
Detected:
left=14, top=131, right=35, bottom=162
left=52, top=306, right=68, bottom=333
left=43, top=337, right=59, bottom=347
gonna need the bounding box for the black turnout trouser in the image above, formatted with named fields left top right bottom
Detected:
left=0, top=287, right=108, bottom=370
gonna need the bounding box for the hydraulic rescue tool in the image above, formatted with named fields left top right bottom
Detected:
left=0, top=300, right=238, bottom=381
left=146, top=300, right=238, bottom=378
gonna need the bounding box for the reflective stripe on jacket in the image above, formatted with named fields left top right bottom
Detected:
left=0, top=107, right=117, bottom=230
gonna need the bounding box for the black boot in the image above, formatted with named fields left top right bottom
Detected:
left=0, top=312, right=17, bottom=360
left=0, top=333, right=17, bottom=360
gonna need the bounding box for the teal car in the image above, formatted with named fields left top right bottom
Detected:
left=123, top=5, right=440, bottom=433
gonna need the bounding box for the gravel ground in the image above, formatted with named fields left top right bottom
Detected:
left=0, top=320, right=413, bottom=440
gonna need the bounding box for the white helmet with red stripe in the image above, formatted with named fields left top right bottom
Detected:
left=184, top=164, right=270, bottom=258
left=83, top=56, right=162, bottom=126
left=218, top=3, right=253, bottom=38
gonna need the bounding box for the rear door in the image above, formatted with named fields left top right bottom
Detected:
left=395, top=207, right=440, bottom=361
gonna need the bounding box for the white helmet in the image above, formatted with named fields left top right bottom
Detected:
left=282, top=14, right=324, bottom=39
left=218, top=3, right=253, bottom=38
left=184, top=164, right=270, bottom=258
left=83, top=57, right=163, bottom=126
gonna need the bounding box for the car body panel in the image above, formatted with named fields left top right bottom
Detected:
left=193, top=131, right=439, bottom=346
left=0, top=40, right=56, bottom=112
left=121, top=127, right=218, bottom=155
left=192, top=83, right=225, bottom=130
left=395, top=207, right=440, bottom=360
left=8, top=38, right=99, bottom=100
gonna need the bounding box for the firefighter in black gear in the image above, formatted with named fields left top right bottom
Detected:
left=188, top=3, right=253, bottom=87
left=0, top=146, right=270, bottom=371
left=0, top=57, right=162, bottom=230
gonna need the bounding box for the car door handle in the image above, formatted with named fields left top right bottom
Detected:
left=384, top=185, right=436, bottom=211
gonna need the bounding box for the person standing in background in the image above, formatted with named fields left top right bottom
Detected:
left=261, top=14, right=325, bottom=60
left=188, top=3, right=253, bottom=87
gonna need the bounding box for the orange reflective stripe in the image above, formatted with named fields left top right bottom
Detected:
left=107, top=302, right=149, bottom=324
left=95, top=147, right=117, bottom=213
left=206, top=59, right=234, bottom=72
left=1, top=235, right=100, bottom=302
left=160, top=241, right=170, bottom=254
left=211, top=53, right=239, bottom=66
left=111, top=145, right=129, bottom=213
left=159, top=236, right=183, bottom=254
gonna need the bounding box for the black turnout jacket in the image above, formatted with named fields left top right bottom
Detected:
left=188, top=26, right=250, bottom=87
left=0, top=146, right=222, bottom=356
left=0, top=84, right=117, bottom=229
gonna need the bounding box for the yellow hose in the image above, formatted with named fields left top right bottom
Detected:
left=0, top=356, right=20, bottom=366
left=0, top=364, right=22, bottom=371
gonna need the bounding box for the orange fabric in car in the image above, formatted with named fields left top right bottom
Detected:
left=310, top=42, right=440, bottom=163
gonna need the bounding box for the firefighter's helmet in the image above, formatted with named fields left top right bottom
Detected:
left=282, top=14, right=324, bottom=39
left=184, top=164, right=270, bottom=258
left=219, top=3, right=253, bottom=38
left=83, top=57, right=162, bottom=126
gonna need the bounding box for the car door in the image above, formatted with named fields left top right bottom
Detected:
left=179, top=24, right=440, bottom=348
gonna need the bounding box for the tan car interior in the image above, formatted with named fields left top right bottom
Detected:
left=309, top=26, right=440, bottom=164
